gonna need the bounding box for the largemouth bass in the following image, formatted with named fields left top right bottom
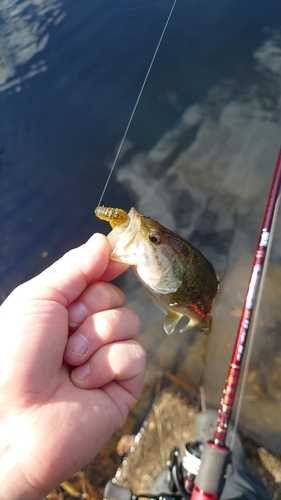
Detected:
left=95, top=206, right=221, bottom=335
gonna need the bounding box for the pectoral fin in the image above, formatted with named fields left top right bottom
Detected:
left=164, top=309, right=184, bottom=335
left=179, top=314, right=212, bottom=334
left=164, top=306, right=212, bottom=335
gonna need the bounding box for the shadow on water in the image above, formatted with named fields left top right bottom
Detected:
left=1, top=0, right=281, bottom=491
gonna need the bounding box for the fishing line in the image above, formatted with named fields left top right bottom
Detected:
left=230, top=193, right=281, bottom=451
left=98, top=0, right=178, bottom=207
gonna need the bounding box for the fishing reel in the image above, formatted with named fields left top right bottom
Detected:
left=103, top=440, right=202, bottom=500
left=103, top=410, right=272, bottom=500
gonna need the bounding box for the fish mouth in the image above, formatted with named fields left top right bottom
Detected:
left=107, top=207, right=145, bottom=265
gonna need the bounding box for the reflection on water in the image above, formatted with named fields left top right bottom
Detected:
left=113, top=25, right=281, bottom=454
left=1, top=0, right=281, bottom=460
left=0, top=0, right=65, bottom=92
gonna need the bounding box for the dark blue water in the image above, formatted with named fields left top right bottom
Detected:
left=1, top=0, right=281, bottom=462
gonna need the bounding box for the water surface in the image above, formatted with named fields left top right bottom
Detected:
left=1, top=0, right=281, bottom=472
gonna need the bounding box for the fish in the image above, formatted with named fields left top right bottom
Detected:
left=95, top=206, right=221, bottom=335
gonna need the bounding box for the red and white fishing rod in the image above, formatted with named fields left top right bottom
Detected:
left=191, top=149, right=281, bottom=500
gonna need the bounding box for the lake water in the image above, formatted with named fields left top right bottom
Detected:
left=1, top=0, right=281, bottom=481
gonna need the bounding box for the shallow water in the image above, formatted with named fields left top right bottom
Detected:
left=1, top=0, right=281, bottom=470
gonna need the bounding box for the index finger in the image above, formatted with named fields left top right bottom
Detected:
left=98, top=260, right=130, bottom=282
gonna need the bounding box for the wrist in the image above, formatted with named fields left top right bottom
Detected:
left=0, top=416, right=46, bottom=500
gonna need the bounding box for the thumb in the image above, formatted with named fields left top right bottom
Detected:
left=26, top=233, right=111, bottom=305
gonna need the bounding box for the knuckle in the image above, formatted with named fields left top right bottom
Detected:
left=92, top=282, right=125, bottom=308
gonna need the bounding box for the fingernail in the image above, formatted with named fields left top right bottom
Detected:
left=72, top=363, right=91, bottom=382
left=66, top=333, right=88, bottom=355
left=68, top=301, right=88, bottom=328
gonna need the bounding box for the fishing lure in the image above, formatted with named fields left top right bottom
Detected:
left=95, top=206, right=128, bottom=229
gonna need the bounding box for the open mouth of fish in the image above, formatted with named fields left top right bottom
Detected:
left=106, top=207, right=146, bottom=266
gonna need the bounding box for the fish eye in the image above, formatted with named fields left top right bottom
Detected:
left=149, top=232, right=162, bottom=244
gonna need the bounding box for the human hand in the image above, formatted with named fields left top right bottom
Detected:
left=0, top=233, right=146, bottom=500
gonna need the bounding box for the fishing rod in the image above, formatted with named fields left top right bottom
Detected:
left=191, top=148, right=281, bottom=500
